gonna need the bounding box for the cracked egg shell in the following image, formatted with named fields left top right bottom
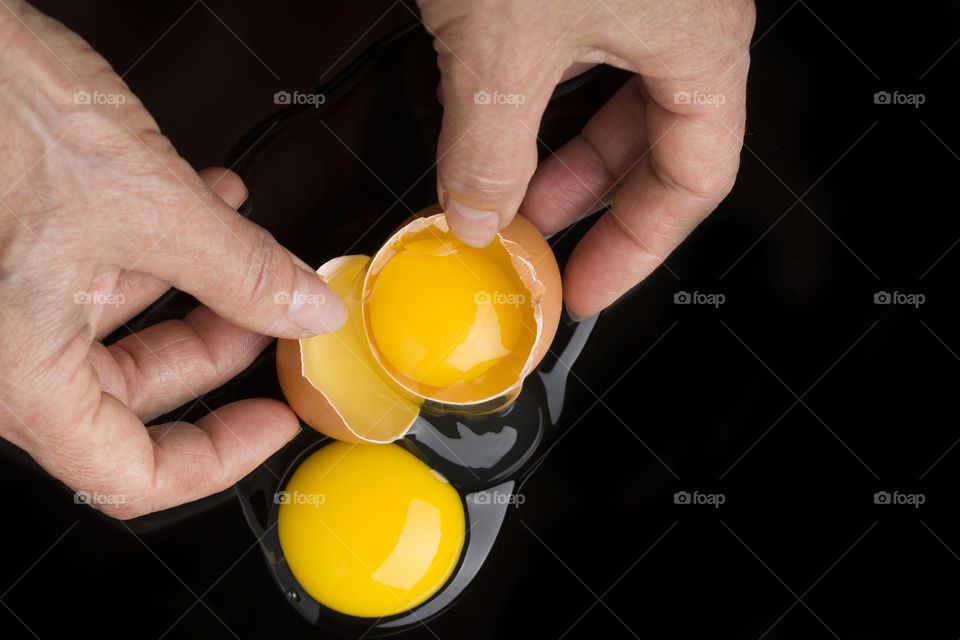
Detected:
left=277, top=208, right=561, bottom=443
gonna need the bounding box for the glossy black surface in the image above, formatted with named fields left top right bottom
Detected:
left=3, top=2, right=960, bottom=638
left=234, top=308, right=596, bottom=634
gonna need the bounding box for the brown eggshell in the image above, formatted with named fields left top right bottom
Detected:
left=360, top=210, right=561, bottom=408
left=276, top=256, right=418, bottom=443
left=497, top=213, right=562, bottom=372
left=276, top=206, right=562, bottom=439
left=276, top=337, right=369, bottom=443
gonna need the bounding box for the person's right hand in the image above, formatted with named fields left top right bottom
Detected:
left=419, top=0, right=754, bottom=319
left=0, top=0, right=346, bottom=519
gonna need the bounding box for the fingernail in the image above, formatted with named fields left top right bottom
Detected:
left=565, top=306, right=589, bottom=323
left=284, top=424, right=303, bottom=445
left=443, top=195, right=499, bottom=248
left=288, top=267, right=347, bottom=335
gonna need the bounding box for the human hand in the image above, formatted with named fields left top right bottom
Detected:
left=418, top=0, right=755, bottom=317
left=0, top=1, right=345, bottom=518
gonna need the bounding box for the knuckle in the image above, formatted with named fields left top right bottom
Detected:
left=439, top=142, right=538, bottom=205
left=698, top=0, right=757, bottom=40
left=700, top=163, right=739, bottom=200
left=442, top=167, right=530, bottom=203
left=705, top=0, right=756, bottom=45
left=651, top=153, right=740, bottom=203
left=239, top=229, right=285, bottom=311
left=730, top=0, right=757, bottom=42
left=607, top=211, right=665, bottom=265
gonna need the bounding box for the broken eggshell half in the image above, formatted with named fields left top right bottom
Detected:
left=276, top=209, right=561, bottom=443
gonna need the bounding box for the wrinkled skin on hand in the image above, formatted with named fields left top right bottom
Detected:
left=418, top=0, right=755, bottom=317
left=0, top=0, right=754, bottom=519
left=0, top=0, right=345, bottom=518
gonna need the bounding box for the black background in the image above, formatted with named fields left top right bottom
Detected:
left=3, top=1, right=960, bottom=638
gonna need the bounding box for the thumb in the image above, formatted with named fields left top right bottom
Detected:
left=433, top=36, right=563, bottom=247
left=114, top=169, right=346, bottom=339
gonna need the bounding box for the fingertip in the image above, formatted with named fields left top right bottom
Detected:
left=564, top=305, right=591, bottom=324
left=287, top=268, right=347, bottom=336
left=443, top=195, right=501, bottom=248
left=213, top=398, right=300, bottom=436
left=199, top=399, right=301, bottom=461
left=563, top=285, right=603, bottom=322
left=194, top=399, right=301, bottom=477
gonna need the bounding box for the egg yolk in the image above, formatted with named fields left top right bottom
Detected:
left=277, top=442, right=465, bottom=618
left=365, top=235, right=531, bottom=393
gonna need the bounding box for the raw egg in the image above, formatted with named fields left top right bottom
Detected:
left=277, top=441, right=465, bottom=618
left=277, top=206, right=562, bottom=442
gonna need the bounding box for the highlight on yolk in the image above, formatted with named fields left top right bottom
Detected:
left=363, top=223, right=538, bottom=404
left=277, top=441, right=466, bottom=618
left=366, top=237, right=524, bottom=388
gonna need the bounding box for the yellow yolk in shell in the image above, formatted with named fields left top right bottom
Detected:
left=366, top=237, right=526, bottom=389
left=363, top=229, right=537, bottom=405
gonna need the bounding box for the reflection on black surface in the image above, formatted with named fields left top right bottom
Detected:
left=236, top=311, right=599, bottom=634
left=401, top=393, right=543, bottom=491
left=402, top=313, right=598, bottom=492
